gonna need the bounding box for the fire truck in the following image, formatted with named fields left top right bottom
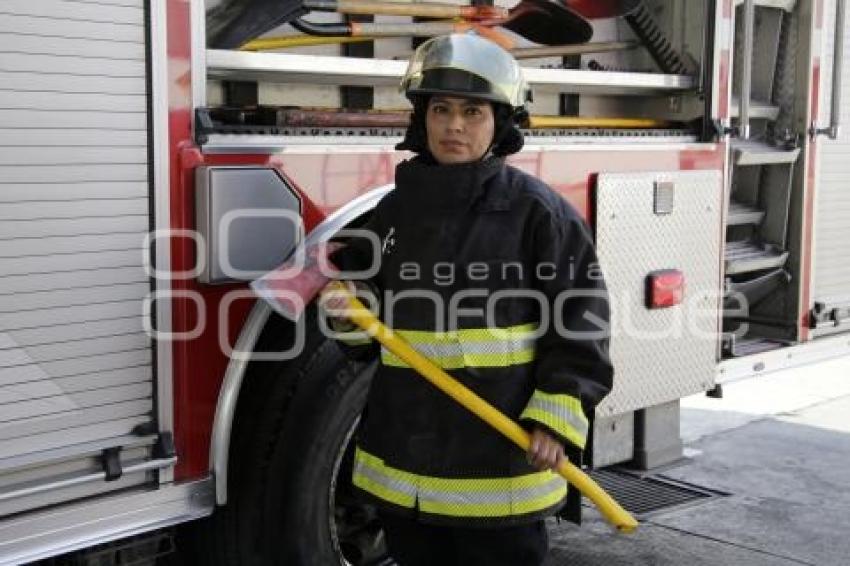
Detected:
left=1, top=0, right=849, bottom=564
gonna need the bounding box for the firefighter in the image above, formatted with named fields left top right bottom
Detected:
left=323, top=33, right=614, bottom=566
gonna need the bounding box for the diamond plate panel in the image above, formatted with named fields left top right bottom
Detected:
left=595, top=171, right=723, bottom=416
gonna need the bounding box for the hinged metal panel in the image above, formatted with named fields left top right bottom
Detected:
left=595, top=170, right=723, bottom=416
left=0, top=0, right=158, bottom=516
left=814, top=0, right=850, bottom=337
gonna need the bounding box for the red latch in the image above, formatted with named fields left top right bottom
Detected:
left=646, top=269, right=684, bottom=309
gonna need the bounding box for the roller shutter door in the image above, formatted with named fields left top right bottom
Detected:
left=0, top=0, right=158, bottom=514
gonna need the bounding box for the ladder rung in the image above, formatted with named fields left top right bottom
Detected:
left=733, top=0, right=796, bottom=12
left=725, top=240, right=789, bottom=275
left=730, top=98, right=781, bottom=121
left=728, top=200, right=766, bottom=225
left=732, top=140, right=800, bottom=166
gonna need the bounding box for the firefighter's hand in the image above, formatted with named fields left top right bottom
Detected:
left=320, top=281, right=355, bottom=312
left=319, top=281, right=358, bottom=332
left=527, top=427, right=566, bottom=471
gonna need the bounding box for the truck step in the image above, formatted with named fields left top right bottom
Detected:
left=723, top=336, right=787, bottom=358
left=724, top=268, right=790, bottom=309
left=732, top=140, right=800, bottom=166
left=727, top=200, right=766, bottom=225
left=725, top=240, right=789, bottom=275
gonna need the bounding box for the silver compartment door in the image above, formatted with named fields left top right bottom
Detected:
left=813, top=0, right=850, bottom=337
left=595, top=170, right=723, bottom=416
left=0, top=0, right=159, bottom=516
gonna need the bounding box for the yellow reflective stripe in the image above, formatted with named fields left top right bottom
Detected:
left=417, top=471, right=560, bottom=492
left=392, top=323, right=538, bottom=344
left=520, top=391, right=589, bottom=450
left=381, top=347, right=535, bottom=369
left=419, top=480, right=567, bottom=517
left=352, top=447, right=567, bottom=518
left=353, top=472, right=415, bottom=508
left=352, top=448, right=417, bottom=508
left=380, top=323, right=538, bottom=369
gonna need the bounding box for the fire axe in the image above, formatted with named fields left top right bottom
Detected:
left=251, top=242, right=639, bottom=533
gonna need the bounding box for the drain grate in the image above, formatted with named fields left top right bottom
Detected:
left=587, top=468, right=729, bottom=518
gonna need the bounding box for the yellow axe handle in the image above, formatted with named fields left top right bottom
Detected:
left=241, top=35, right=377, bottom=50
left=329, top=282, right=638, bottom=533
left=527, top=116, right=670, bottom=129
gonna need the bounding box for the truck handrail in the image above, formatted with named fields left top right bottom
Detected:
left=827, top=0, right=846, bottom=139
left=740, top=0, right=755, bottom=140
left=812, top=0, right=846, bottom=140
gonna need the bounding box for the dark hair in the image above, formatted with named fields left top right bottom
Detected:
left=396, top=95, right=524, bottom=157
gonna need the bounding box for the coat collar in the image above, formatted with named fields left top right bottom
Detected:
left=394, top=156, right=513, bottom=211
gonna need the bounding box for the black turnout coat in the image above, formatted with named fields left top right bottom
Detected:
left=330, top=155, right=613, bottom=526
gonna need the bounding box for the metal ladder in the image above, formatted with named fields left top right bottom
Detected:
left=723, top=0, right=800, bottom=356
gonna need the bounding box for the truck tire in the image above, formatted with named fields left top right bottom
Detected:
left=175, top=307, right=390, bottom=566
left=262, top=339, right=390, bottom=565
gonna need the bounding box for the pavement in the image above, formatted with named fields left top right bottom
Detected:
left=545, top=355, right=850, bottom=566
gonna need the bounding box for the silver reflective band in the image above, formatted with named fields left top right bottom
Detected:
left=379, top=325, right=538, bottom=368
left=524, top=396, right=589, bottom=438
left=381, top=336, right=535, bottom=358
left=419, top=475, right=566, bottom=507
left=353, top=458, right=417, bottom=499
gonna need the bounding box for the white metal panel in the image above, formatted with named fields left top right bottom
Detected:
left=0, top=110, right=146, bottom=130
left=0, top=183, right=148, bottom=204
left=0, top=128, right=147, bottom=147
left=0, top=333, right=149, bottom=369
left=0, top=318, right=144, bottom=351
left=0, top=350, right=151, bottom=388
left=0, top=216, right=148, bottom=239
left=0, top=1, right=144, bottom=23
left=0, top=34, right=144, bottom=60
left=814, top=0, right=850, bottom=334
left=0, top=13, right=145, bottom=42
left=0, top=412, right=152, bottom=456
left=0, top=366, right=149, bottom=405
left=0, top=383, right=151, bottom=423
left=0, top=72, right=145, bottom=97
left=0, top=91, right=146, bottom=114
left=0, top=434, right=156, bottom=473
left=0, top=52, right=146, bottom=76
left=0, top=163, right=147, bottom=182
left=0, top=232, right=144, bottom=257
left=0, top=402, right=151, bottom=443
left=0, top=147, right=146, bottom=166
left=0, top=267, right=145, bottom=295
left=0, top=199, right=147, bottom=220
left=0, top=0, right=156, bottom=510
left=595, top=170, right=723, bottom=416
left=0, top=249, right=143, bottom=278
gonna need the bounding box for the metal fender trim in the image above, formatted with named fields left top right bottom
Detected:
left=210, top=185, right=393, bottom=505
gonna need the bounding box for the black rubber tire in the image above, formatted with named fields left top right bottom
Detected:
left=175, top=308, right=382, bottom=566
left=262, top=339, right=381, bottom=565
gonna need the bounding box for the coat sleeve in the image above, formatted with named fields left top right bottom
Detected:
left=518, top=204, right=614, bottom=452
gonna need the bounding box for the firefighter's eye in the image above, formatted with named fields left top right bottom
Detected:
left=430, top=104, right=448, bottom=114
left=465, top=106, right=482, bottom=116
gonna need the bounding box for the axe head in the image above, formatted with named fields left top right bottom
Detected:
left=251, top=241, right=342, bottom=321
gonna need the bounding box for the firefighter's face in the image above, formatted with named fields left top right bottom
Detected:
left=426, top=96, right=495, bottom=164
